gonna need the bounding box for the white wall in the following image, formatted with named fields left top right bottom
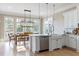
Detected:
left=54, top=13, right=64, bottom=34
left=77, top=5, right=79, bottom=23
left=43, top=13, right=64, bottom=35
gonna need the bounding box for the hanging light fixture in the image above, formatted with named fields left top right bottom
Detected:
left=39, top=3, right=40, bottom=19
left=24, top=9, right=32, bottom=23
left=20, top=9, right=32, bottom=32
left=52, top=4, right=55, bottom=34
left=45, top=3, right=49, bottom=35
left=39, top=3, right=50, bottom=34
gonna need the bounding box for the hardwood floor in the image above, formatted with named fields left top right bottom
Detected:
left=0, top=41, right=79, bottom=56
left=34, top=48, right=79, bottom=56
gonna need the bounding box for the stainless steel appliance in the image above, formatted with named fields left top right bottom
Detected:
left=40, top=36, right=49, bottom=51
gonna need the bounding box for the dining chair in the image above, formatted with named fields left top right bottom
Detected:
left=16, top=34, right=28, bottom=47
left=8, top=33, right=15, bottom=46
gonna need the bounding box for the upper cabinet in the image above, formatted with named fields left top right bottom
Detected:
left=63, top=8, right=78, bottom=33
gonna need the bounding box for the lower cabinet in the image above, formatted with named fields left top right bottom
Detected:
left=49, top=35, right=79, bottom=52
left=55, top=35, right=77, bottom=50
left=57, top=39, right=63, bottom=48
left=76, top=38, right=79, bottom=51
left=65, top=36, right=70, bottom=47
left=62, top=36, right=66, bottom=46
left=62, top=35, right=70, bottom=47
left=51, top=39, right=57, bottom=50
left=64, top=35, right=77, bottom=49
left=49, top=36, right=63, bottom=51
left=69, top=37, right=76, bottom=49
left=52, top=39, right=63, bottom=50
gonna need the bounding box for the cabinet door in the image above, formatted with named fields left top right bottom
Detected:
left=65, top=36, right=70, bottom=47
left=69, top=37, right=73, bottom=48
left=52, top=39, right=57, bottom=50
left=62, top=36, right=66, bottom=46
left=57, top=39, right=63, bottom=48
left=71, top=38, right=76, bottom=49
left=69, top=37, right=76, bottom=49
left=77, top=38, right=79, bottom=51
left=72, top=39, right=76, bottom=49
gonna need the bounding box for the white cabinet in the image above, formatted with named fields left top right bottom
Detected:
left=69, top=37, right=76, bottom=49
left=64, top=35, right=77, bottom=49
left=57, top=39, right=63, bottom=48
left=31, top=36, right=40, bottom=53
left=49, top=36, right=63, bottom=51
left=71, top=38, right=76, bottom=49
left=49, top=34, right=79, bottom=52
left=76, top=38, right=79, bottom=52
left=62, top=35, right=70, bottom=47
left=65, top=35, right=70, bottom=47
left=62, top=34, right=76, bottom=49
left=62, top=35, right=66, bottom=46
left=51, top=39, right=57, bottom=50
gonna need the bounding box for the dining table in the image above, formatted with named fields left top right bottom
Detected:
left=12, top=33, right=29, bottom=46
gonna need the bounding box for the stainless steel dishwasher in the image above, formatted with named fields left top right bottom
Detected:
left=40, top=36, right=49, bottom=51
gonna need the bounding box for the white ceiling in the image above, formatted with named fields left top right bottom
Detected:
left=0, top=3, right=77, bottom=18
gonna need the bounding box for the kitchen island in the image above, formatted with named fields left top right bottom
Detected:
left=29, top=34, right=49, bottom=53
left=29, top=34, right=63, bottom=53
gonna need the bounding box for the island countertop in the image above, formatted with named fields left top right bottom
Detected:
left=29, top=34, right=49, bottom=36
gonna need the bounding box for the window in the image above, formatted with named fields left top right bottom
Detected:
left=4, top=16, right=40, bottom=41
left=33, top=19, right=40, bottom=34
left=4, top=16, right=14, bottom=40
left=16, top=18, right=24, bottom=33
left=43, top=17, right=53, bottom=34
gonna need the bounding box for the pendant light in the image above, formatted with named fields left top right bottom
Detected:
left=39, top=3, right=40, bottom=34
left=22, top=9, right=31, bottom=32
left=45, top=3, right=49, bottom=35
left=52, top=4, right=55, bottom=34
left=39, top=3, right=49, bottom=34
left=24, top=9, right=31, bottom=23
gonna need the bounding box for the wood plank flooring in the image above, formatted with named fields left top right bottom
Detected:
left=0, top=41, right=79, bottom=56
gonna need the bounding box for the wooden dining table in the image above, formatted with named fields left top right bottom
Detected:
left=12, top=33, right=29, bottom=46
